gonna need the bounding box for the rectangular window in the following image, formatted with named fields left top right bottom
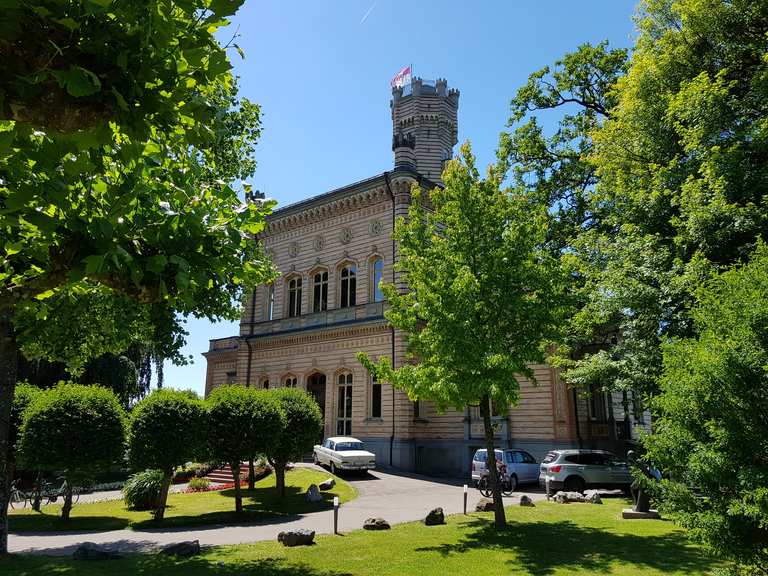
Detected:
left=340, top=266, right=357, bottom=308
left=372, top=258, right=384, bottom=302
left=288, top=277, right=302, bottom=317
left=225, top=371, right=236, bottom=384
left=336, top=373, right=353, bottom=435
left=413, top=399, right=420, bottom=419
left=267, top=285, right=275, bottom=320
left=313, top=271, right=328, bottom=313
left=371, top=377, right=382, bottom=418
left=589, top=383, right=607, bottom=421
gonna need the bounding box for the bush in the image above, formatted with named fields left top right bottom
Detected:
left=264, top=388, right=322, bottom=497
left=19, top=382, right=127, bottom=520
left=122, top=470, right=164, bottom=511
left=127, top=389, right=206, bottom=520
left=187, top=477, right=210, bottom=492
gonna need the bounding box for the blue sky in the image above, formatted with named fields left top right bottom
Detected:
left=166, top=0, right=638, bottom=396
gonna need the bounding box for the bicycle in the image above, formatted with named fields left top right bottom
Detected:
left=477, top=463, right=516, bottom=497
left=41, top=477, right=81, bottom=506
left=9, top=479, right=33, bottom=509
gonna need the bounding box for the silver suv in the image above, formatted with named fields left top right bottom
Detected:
left=538, top=449, right=632, bottom=493
left=471, top=448, right=539, bottom=490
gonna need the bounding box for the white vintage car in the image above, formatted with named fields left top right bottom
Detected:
left=313, top=436, right=376, bottom=474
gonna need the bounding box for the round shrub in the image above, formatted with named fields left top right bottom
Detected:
left=122, top=469, right=164, bottom=510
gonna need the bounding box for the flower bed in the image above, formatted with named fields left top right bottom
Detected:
left=183, top=467, right=271, bottom=493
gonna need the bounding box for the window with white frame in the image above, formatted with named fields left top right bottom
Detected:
left=371, top=257, right=384, bottom=302
left=287, top=277, right=302, bottom=317
left=337, top=372, right=353, bottom=435
left=312, top=270, right=328, bottom=312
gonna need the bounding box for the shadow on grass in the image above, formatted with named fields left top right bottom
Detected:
left=2, top=555, right=354, bottom=576
left=131, top=485, right=335, bottom=531
left=416, top=517, right=713, bottom=576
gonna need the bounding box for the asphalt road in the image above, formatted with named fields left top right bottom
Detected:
left=8, top=464, right=547, bottom=555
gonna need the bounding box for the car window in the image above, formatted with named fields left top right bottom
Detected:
left=519, top=451, right=536, bottom=464
left=542, top=452, right=558, bottom=464
left=583, top=453, right=609, bottom=466
left=474, top=450, right=486, bottom=463
left=324, top=440, right=331, bottom=449
left=335, top=442, right=364, bottom=451
left=564, top=455, right=581, bottom=464
left=505, top=452, right=516, bottom=463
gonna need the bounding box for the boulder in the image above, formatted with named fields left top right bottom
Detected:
left=159, top=540, right=201, bottom=557
left=363, top=517, right=390, bottom=530
left=475, top=497, right=495, bottom=512
left=424, top=507, right=445, bottom=525
left=278, top=529, right=315, bottom=547
left=584, top=490, right=603, bottom=504
left=553, top=491, right=586, bottom=504
left=72, top=542, right=122, bottom=561
left=304, top=484, right=323, bottom=503
left=519, top=495, right=535, bottom=507
left=319, top=478, right=336, bottom=491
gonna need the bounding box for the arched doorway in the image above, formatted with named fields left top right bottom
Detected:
left=306, top=373, right=327, bottom=437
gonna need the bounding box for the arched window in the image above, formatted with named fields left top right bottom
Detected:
left=312, top=270, right=328, bottom=313
left=266, top=285, right=275, bottom=320
left=283, top=375, right=298, bottom=388
left=339, top=265, right=356, bottom=308
left=287, top=277, right=302, bottom=317
left=337, top=372, right=353, bottom=435
left=370, top=375, right=382, bottom=418
left=371, top=257, right=384, bottom=302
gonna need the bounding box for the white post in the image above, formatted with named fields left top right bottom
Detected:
left=333, top=496, right=340, bottom=534
left=463, top=484, right=468, bottom=515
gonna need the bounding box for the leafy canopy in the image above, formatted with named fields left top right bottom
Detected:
left=359, top=143, right=566, bottom=411
left=127, top=388, right=206, bottom=474
left=644, top=243, right=768, bottom=572
left=19, top=382, right=126, bottom=481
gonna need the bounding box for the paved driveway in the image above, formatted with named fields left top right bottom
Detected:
left=9, top=465, right=547, bottom=555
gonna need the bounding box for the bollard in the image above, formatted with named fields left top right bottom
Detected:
left=333, top=496, right=339, bottom=534
left=545, top=476, right=551, bottom=501
left=463, top=484, right=468, bottom=515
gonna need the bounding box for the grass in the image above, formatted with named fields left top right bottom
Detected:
left=8, top=468, right=356, bottom=533
left=3, top=499, right=722, bottom=575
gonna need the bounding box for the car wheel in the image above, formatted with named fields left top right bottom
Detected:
left=564, top=476, right=585, bottom=493
left=330, top=462, right=337, bottom=475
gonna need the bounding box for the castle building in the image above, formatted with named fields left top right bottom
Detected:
left=203, top=77, right=647, bottom=476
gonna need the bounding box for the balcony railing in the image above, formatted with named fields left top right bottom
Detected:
left=246, top=302, right=386, bottom=338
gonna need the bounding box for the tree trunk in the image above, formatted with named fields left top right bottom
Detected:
left=0, top=309, right=19, bottom=555
left=480, top=394, right=506, bottom=528
left=154, top=471, right=173, bottom=521
left=248, top=458, right=255, bottom=490
left=60, top=481, right=73, bottom=521
left=231, top=461, right=242, bottom=513
left=275, top=463, right=286, bottom=498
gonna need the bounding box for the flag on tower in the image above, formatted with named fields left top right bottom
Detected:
left=390, top=66, right=412, bottom=88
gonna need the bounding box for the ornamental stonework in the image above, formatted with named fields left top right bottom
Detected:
left=339, top=227, right=352, bottom=245
left=288, top=241, right=299, bottom=258
left=369, top=219, right=383, bottom=236
left=313, top=235, right=325, bottom=251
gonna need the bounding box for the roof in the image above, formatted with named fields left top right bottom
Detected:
left=326, top=436, right=363, bottom=443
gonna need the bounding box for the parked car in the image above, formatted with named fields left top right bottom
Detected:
left=313, top=436, right=376, bottom=474
left=538, top=449, right=632, bottom=493
left=471, top=448, right=539, bottom=490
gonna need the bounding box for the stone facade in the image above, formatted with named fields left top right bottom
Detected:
left=204, top=77, right=645, bottom=477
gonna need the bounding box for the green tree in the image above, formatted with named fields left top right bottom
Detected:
left=265, top=388, right=323, bottom=498
left=127, top=389, right=206, bottom=520
left=0, top=0, right=274, bottom=553
left=18, top=383, right=126, bottom=520
left=359, top=143, right=565, bottom=528
left=644, top=244, right=768, bottom=573
left=7, top=383, right=40, bottom=482
left=206, top=386, right=284, bottom=512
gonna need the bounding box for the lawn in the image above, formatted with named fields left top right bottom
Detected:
left=3, top=499, right=721, bottom=575
left=8, top=468, right=355, bottom=533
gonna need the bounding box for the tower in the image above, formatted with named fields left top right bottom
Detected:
left=391, top=77, right=459, bottom=184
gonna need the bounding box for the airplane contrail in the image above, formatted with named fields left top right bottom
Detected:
left=360, top=1, right=377, bottom=24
